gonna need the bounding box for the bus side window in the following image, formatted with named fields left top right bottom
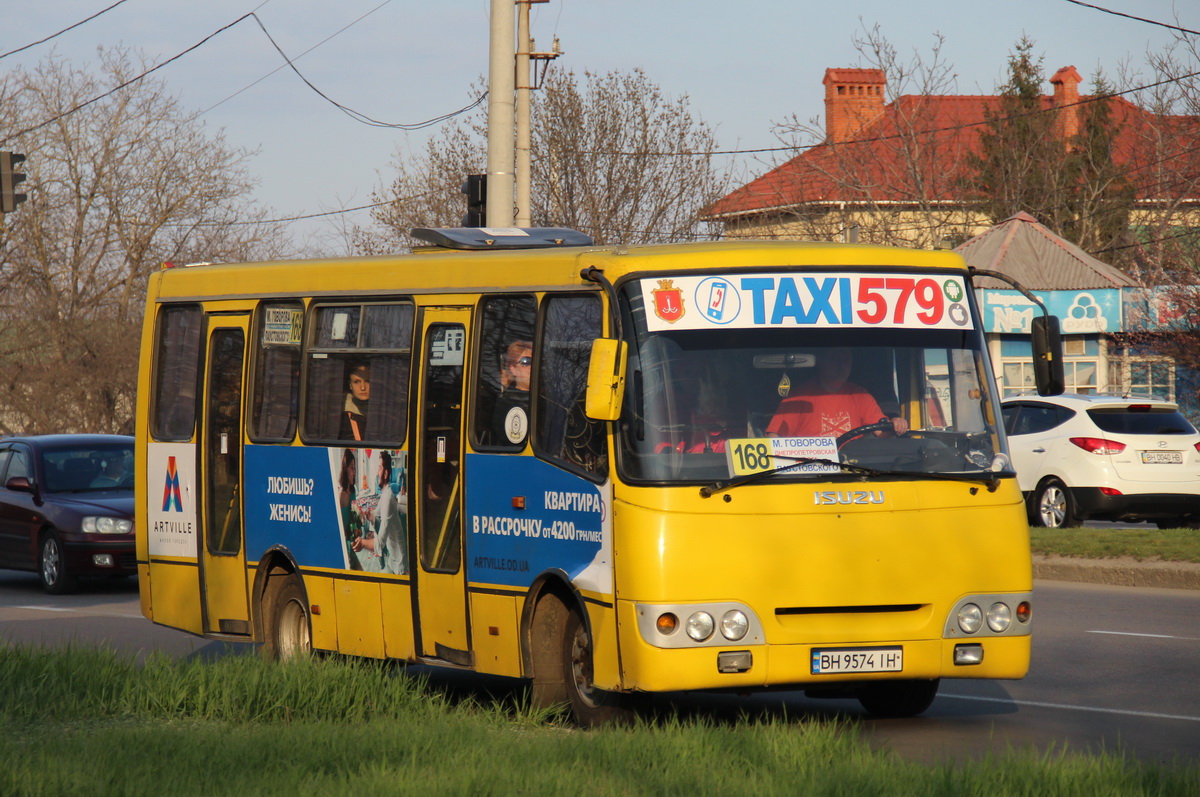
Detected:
left=535, top=294, right=607, bottom=478
left=250, top=302, right=303, bottom=442
left=302, top=302, right=414, bottom=446
left=151, top=304, right=203, bottom=441
left=472, top=295, right=536, bottom=449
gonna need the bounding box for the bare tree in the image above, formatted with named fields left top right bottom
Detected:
left=0, top=48, right=287, bottom=435
left=355, top=68, right=729, bottom=251
left=1108, top=39, right=1200, bottom=280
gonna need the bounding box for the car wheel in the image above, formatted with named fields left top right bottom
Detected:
left=39, top=530, right=77, bottom=594
left=1032, top=478, right=1076, bottom=528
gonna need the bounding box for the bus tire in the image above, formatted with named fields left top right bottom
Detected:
left=262, top=574, right=312, bottom=661
left=530, top=592, right=634, bottom=727
left=857, top=679, right=940, bottom=718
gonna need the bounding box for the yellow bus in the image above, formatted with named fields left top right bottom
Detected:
left=135, top=227, right=1061, bottom=725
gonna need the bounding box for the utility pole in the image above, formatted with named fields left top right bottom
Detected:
left=515, top=1, right=560, bottom=227
left=486, top=0, right=516, bottom=227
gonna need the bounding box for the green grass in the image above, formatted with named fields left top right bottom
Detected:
left=1030, top=526, right=1200, bottom=563
left=0, top=647, right=1196, bottom=796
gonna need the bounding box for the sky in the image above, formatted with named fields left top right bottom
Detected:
left=1, top=0, right=1195, bottom=249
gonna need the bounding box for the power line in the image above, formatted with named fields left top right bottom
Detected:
left=0, top=13, right=257, bottom=146
left=248, top=12, right=487, bottom=130
left=1060, top=0, right=1200, bottom=38
left=1, top=8, right=488, bottom=146
left=196, top=1, right=380, bottom=116
left=0, top=0, right=133, bottom=61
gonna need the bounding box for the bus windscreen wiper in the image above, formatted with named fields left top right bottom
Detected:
left=699, top=456, right=1001, bottom=498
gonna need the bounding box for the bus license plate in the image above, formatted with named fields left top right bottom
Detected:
left=1141, top=451, right=1182, bottom=464
left=811, top=647, right=903, bottom=675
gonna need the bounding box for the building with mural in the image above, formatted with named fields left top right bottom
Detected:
left=958, top=212, right=1197, bottom=417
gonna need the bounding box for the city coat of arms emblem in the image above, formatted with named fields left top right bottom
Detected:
left=652, top=279, right=685, bottom=323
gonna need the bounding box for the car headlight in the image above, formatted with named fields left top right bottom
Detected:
left=685, top=611, right=715, bottom=642
left=957, top=603, right=983, bottom=634
left=82, top=516, right=133, bottom=534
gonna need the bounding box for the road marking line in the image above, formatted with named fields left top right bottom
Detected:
left=1086, top=630, right=1190, bottom=640
left=13, top=605, right=142, bottom=618
left=941, top=693, right=1200, bottom=723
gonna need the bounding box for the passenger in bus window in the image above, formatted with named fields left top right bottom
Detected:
left=340, top=361, right=370, bottom=441
left=767, top=348, right=908, bottom=438
left=492, top=340, right=532, bottom=445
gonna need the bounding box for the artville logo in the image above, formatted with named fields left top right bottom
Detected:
left=161, top=456, right=183, bottom=512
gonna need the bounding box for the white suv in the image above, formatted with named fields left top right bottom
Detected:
left=1001, top=394, right=1200, bottom=528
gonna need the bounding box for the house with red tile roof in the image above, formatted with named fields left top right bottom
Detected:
left=703, top=66, right=1200, bottom=258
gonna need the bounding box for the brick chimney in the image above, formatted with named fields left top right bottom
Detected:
left=1051, top=65, right=1083, bottom=141
left=823, top=68, right=886, bottom=143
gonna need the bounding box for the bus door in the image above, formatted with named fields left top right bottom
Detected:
left=200, top=316, right=251, bottom=636
left=415, top=309, right=470, bottom=663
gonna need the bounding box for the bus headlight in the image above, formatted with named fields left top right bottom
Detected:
left=685, top=611, right=714, bottom=642
left=957, top=603, right=982, bottom=634
left=82, top=516, right=133, bottom=534
left=636, top=602, right=764, bottom=648
left=986, top=602, right=1012, bottom=633
left=720, top=610, right=749, bottom=641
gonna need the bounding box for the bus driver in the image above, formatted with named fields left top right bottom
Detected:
left=766, top=348, right=908, bottom=439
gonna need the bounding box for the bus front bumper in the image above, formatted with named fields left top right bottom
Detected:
left=616, top=606, right=1030, bottom=693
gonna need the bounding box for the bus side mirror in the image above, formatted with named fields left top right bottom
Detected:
left=584, top=338, right=627, bottom=421
left=1031, top=315, right=1065, bottom=396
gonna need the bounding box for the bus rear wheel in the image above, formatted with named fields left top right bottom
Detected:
left=856, top=679, right=940, bottom=718
left=263, top=574, right=312, bottom=660
left=531, top=592, right=634, bottom=727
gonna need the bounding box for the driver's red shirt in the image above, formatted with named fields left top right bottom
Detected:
left=766, top=381, right=885, bottom=438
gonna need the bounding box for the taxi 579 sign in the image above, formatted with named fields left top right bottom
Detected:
left=642, top=273, right=972, bottom=332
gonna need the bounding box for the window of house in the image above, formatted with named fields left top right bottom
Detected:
left=302, top=302, right=414, bottom=446
left=1063, top=360, right=1098, bottom=394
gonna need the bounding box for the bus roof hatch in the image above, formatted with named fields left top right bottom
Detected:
left=411, top=227, right=593, bottom=250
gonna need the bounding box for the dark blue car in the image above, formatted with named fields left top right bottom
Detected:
left=0, top=435, right=135, bottom=593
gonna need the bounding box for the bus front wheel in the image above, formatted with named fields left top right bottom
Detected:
left=531, top=593, right=633, bottom=727
left=263, top=574, right=312, bottom=661
left=856, top=679, right=940, bottom=718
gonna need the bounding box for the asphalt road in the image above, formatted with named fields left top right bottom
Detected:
left=1, top=571, right=1197, bottom=766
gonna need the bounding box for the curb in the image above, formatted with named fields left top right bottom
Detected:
left=1033, top=555, right=1200, bottom=591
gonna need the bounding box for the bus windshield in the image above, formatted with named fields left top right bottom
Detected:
left=617, top=274, right=1010, bottom=484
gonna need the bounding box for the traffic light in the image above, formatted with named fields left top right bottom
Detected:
left=461, top=173, right=487, bottom=227
left=1, top=151, right=27, bottom=214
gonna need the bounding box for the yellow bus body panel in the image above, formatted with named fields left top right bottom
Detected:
left=469, top=592, right=523, bottom=678
left=334, top=580, right=385, bottom=659
left=304, top=574, right=339, bottom=651
left=611, top=478, right=1031, bottom=691
left=381, top=582, right=416, bottom=660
